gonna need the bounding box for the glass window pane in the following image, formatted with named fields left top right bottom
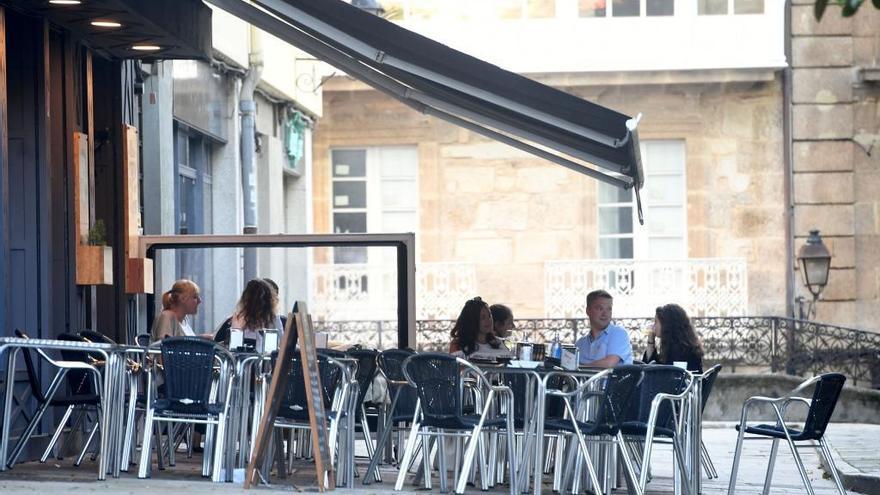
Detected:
left=497, top=0, right=523, bottom=19
left=334, top=246, right=367, bottom=264
left=734, top=0, right=763, bottom=14
left=333, top=212, right=366, bottom=233
left=600, top=238, right=634, bottom=259
left=647, top=238, right=685, bottom=259
left=644, top=175, right=684, bottom=205
left=332, top=149, right=366, bottom=178
left=380, top=156, right=417, bottom=177
left=203, top=181, right=213, bottom=233
left=382, top=211, right=417, bottom=232
left=698, top=0, right=727, bottom=14
left=579, top=0, right=607, bottom=17
left=333, top=181, right=367, bottom=208
left=598, top=182, right=633, bottom=204
left=178, top=175, right=196, bottom=235
left=382, top=180, right=417, bottom=208
left=526, top=0, right=555, bottom=18
left=643, top=140, right=685, bottom=173
left=599, top=206, right=634, bottom=235
left=646, top=0, right=674, bottom=15
left=612, top=0, right=640, bottom=16
left=646, top=206, right=684, bottom=236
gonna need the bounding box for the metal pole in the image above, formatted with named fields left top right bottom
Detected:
left=240, top=26, right=263, bottom=282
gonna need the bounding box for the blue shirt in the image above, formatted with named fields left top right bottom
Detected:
left=575, top=323, right=633, bottom=365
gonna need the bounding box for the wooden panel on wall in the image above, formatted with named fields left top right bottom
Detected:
left=125, top=257, right=153, bottom=294
left=76, top=245, right=112, bottom=285
left=122, top=124, right=139, bottom=259
left=73, top=132, right=88, bottom=244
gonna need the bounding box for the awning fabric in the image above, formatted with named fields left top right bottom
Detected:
left=207, top=0, right=644, bottom=216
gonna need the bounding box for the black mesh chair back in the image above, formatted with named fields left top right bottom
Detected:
left=79, top=330, right=115, bottom=345
left=15, top=329, right=49, bottom=403
left=213, top=317, right=231, bottom=346
left=700, top=364, right=722, bottom=413
left=625, top=365, right=690, bottom=429
left=277, top=353, right=342, bottom=421
left=403, top=353, right=462, bottom=428
left=347, top=348, right=378, bottom=407
left=592, top=365, right=644, bottom=433
left=378, top=348, right=418, bottom=419
left=56, top=333, right=98, bottom=396
left=801, top=373, right=846, bottom=440
left=159, top=337, right=219, bottom=415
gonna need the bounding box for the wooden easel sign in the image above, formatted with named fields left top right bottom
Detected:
left=245, top=301, right=334, bottom=491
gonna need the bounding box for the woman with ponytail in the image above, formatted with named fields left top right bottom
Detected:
left=150, top=279, right=203, bottom=341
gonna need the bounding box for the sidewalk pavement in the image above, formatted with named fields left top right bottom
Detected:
left=0, top=422, right=874, bottom=494
left=824, top=424, right=880, bottom=495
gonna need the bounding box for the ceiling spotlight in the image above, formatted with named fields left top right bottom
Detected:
left=49, top=0, right=82, bottom=4
left=91, top=20, right=122, bottom=28
left=131, top=45, right=161, bottom=52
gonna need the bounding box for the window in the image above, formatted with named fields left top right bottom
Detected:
left=698, top=0, right=727, bottom=15
left=579, top=0, right=607, bottom=17
left=598, top=140, right=686, bottom=259
left=699, top=0, right=764, bottom=15
left=173, top=124, right=214, bottom=330
left=646, top=0, right=674, bottom=16
left=611, top=0, right=640, bottom=16
left=526, top=0, right=556, bottom=18
left=331, top=146, right=419, bottom=264
left=734, top=0, right=763, bottom=14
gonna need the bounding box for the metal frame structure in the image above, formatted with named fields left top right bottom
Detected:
left=139, top=233, right=417, bottom=349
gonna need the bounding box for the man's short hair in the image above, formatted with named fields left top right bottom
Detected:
left=586, top=289, right=613, bottom=308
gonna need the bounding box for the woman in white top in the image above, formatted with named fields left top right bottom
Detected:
left=229, top=278, right=280, bottom=349
left=151, top=279, right=202, bottom=341
left=449, top=297, right=513, bottom=358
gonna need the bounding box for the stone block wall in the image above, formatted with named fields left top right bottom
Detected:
left=313, top=75, right=786, bottom=318
left=791, top=1, right=880, bottom=330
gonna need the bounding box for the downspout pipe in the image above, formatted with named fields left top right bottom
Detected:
left=240, top=25, right=263, bottom=281
left=783, top=1, right=795, bottom=318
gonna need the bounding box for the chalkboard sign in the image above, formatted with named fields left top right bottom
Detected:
left=245, top=301, right=333, bottom=490
left=296, top=307, right=334, bottom=489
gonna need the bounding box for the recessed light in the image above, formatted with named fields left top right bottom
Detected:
left=131, top=45, right=161, bottom=52
left=49, top=0, right=82, bottom=4
left=91, top=20, right=122, bottom=28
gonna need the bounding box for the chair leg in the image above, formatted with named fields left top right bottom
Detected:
left=782, top=435, right=815, bottom=495
left=138, top=409, right=156, bottom=479
left=762, top=438, right=780, bottom=495
left=360, top=408, right=382, bottom=482
left=818, top=438, right=847, bottom=495
left=74, top=420, right=100, bottom=467
left=728, top=426, right=747, bottom=494
left=700, top=439, right=717, bottom=479
left=212, top=415, right=228, bottom=483
left=438, top=431, right=448, bottom=493
left=394, top=420, right=421, bottom=491
left=616, top=432, right=643, bottom=495
left=40, top=405, right=75, bottom=463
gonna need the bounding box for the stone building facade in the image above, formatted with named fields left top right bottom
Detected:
left=790, top=2, right=880, bottom=329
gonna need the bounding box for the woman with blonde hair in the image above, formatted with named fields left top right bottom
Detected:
left=151, top=279, right=202, bottom=341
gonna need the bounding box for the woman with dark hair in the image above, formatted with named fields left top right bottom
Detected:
left=643, top=303, right=704, bottom=372
left=230, top=279, right=280, bottom=349
left=449, top=297, right=511, bottom=357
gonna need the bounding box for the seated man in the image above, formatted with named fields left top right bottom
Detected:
left=576, top=289, right=633, bottom=367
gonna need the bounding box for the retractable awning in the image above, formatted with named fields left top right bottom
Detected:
left=207, top=0, right=645, bottom=220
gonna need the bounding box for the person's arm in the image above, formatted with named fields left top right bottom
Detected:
left=583, top=354, right=621, bottom=368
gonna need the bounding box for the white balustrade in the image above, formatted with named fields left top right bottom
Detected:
left=544, top=258, right=748, bottom=318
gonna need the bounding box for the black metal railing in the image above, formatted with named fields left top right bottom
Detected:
left=313, top=316, right=880, bottom=388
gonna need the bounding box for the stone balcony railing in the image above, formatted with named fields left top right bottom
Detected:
left=311, top=257, right=748, bottom=321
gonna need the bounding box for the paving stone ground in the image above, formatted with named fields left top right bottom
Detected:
left=0, top=423, right=872, bottom=494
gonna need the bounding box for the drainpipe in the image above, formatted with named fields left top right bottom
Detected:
left=240, top=26, right=263, bottom=282
left=783, top=1, right=795, bottom=318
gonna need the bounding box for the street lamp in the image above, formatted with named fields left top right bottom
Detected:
left=796, top=229, right=832, bottom=320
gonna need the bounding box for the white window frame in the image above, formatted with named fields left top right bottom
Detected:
left=598, top=139, right=687, bottom=259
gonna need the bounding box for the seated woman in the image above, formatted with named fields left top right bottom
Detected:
left=229, top=278, right=281, bottom=350
left=489, top=303, right=515, bottom=353
left=449, top=297, right=512, bottom=358
left=643, top=304, right=704, bottom=372
left=151, top=279, right=203, bottom=341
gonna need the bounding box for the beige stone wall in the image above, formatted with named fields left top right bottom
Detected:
left=313, top=77, right=786, bottom=318
left=791, top=1, right=880, bottom=330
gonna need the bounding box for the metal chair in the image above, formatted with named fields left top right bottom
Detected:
left=698, top=364, right=722, bottom=479
left=346, top=348, right=382, bottom=482
left=6, top=330, right=103, bottom=469
left=394, top=352, right=517, bottom=495
left=728, top=373, right=847, bottom=495
left=137, top=337, right=234, bottom=482
left=542, top=366, right=645, bottom=495
left=619, top=364, right=696, bottom=495
left=363, top=348, right=418, bottom=485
